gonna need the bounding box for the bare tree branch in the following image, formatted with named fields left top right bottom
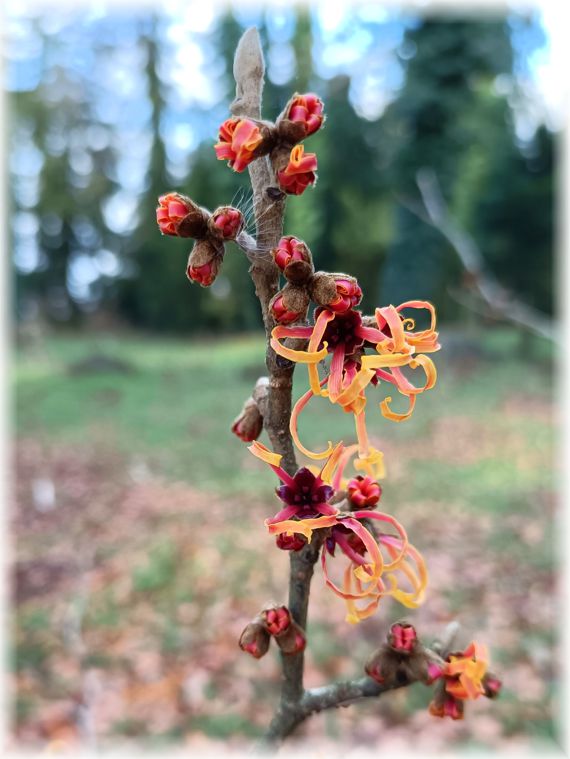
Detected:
left=406, top=167, right=557, bottom=343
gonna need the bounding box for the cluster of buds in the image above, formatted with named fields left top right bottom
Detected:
left=365, top=624, right=502, bottom=721
left=268, top=235, right=363, bottom=325
left=214, top=93, right=324, bottom=196
left=365, top=622, right=437, bottom=688
left=239, top=605, right=306, bottom=659
left=156, top=193, right=245, bottom=287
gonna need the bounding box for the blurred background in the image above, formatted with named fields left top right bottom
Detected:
left=8, top=0, right=560, bottom=754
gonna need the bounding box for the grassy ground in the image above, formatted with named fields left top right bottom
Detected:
left=11, top=327, right=559, bottom=753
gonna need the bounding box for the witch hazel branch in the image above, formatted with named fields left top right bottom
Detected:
left=156, top=27, right=502, bottom=744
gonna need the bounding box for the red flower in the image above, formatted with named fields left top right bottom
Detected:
left=187, top=261, right=217, bottom=287
left=277, top=146, right=317, bottom=196
left=287, top=93, right=324, bottom=137
left=270, top=294, right=303, bottom=325
left=276, top=533, right=306, bottom=552
left=156, top=193, right=194, bottom=237
left=272, top=236, right=311, bottom=272
left=214, top=118, right=264, bottom=172
left=347, top=475, right=381, bottom=509
left=263, top=606, right=291, bottom=636
left=389, top=622, right=417, bottom=653
left=328, top=277, right=363, bottom=314
left=211, top=207, right=244, bottom=240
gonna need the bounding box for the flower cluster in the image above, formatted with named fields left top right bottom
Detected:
left=249, top=441, right=427, bottom=623
left=214, top=92, right=324, bottom=196
left=427, top=641, right=502, bottom=720
left=156, top=194, right=245, bottom=287
left=239, top=605, right=306, bottom=658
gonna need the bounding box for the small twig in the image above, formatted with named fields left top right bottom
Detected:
left=402, top=168, right=557, bottom=343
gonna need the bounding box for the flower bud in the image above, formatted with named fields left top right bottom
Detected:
left=209, top=206, right=244, bottom=241
left=214, top=118, right=274, bottom=173
left=482, top=673, right=502, bottom=699
left=308, top=272, right=338, bottom=308
left=262, top=606, right=291, bottom=636
left=347, top=475, right=382, bottom=509
left=239, top=620, right=271, bottom=659
left=231, top=397, right=263, bottom=442
left=276, top=533, right=307, bottom=552
left=388, top=622, right=417, bottom=653
left=269, top=285, right=310, bottom=325
left=272, top=236, right=313, bottom=284
left=277, top=146, right=317, bottom=196
left=286, top=93, right=324, bottom=137
left=156, top=193, right=209, bottom=238
left=429, top=693, right=464, bottom=720
left=274, top=621, right=306, bottom=656
left=327, top=276, right=363, bottom=313
left=186, top=239, right=224, bottom=287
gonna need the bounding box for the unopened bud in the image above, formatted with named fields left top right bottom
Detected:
left=239, top=620, right=271, bottom=659
left=186, top=239, right=223, bottom=287
left=269, top=285, right=310, bottom=325
left=276, top=533, right=307, bottom=552
left=272, top=236, right=313, bottom=284
left=231, top=397, right=263, bottom=443
left=209, top=206, right=244, bottom=241
left=347, top=476, right=382, bottom=509
left=156, top=192, right=209, bottom=238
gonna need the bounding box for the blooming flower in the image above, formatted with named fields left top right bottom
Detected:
left=286, top=93, right=324, bottom=137
left=271, top=300, right=440, bottom=462
left=214, top=118, right=265, bottom=172
left=277, top=146, right=318, bottom=195
left=249, top=442, right=427, bottom=623
left=428, top=641, right=501, bottom=720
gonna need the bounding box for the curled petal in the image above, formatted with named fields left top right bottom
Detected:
left=248, top=441, right=296, bottom=487
left=265, top=514, right=339, bottom=543
left=380, top=393, right=416, bottom=422
left=290, top=388, right=336, bottom=461
left=270, top=326, right=328, bottom=365
left=389, top=354, right=437, bottom=396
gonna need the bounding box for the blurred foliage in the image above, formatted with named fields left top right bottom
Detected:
left=8, top=7, right=555, bottom=332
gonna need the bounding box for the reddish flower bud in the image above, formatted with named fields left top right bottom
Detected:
left=156, top=192, right=209, bottom=238
left=287, top=93, right=324, bottom=137
left=429, top=695, right=464, bottom=720
left=327, top=276, right=363, bottom=313
left=231, top=398, right=263, bottom=443
left=209, top=206, right=244, bottom=240
left=347, top=475, right=382, bottom=509
left=214, top=118, right=269, bottom=173
left=186, top=240, right=223, bottom=287
left=273, top=236, right=311, bottom=272
left=388, top=622, right=417, bottom=653
left=426, top=661, right=445, bottom=684
left=239, top=621, right=271, bottom=659
left=277, top=146, right=317, bottom=196
left=263, top=606, right=291, bottom=636
left=187, top=260, right=218, bottom=287
left=276, top=533, right=306, bottom=552
left=270, top=294, right=304, bottom=325
left=483, top=673, right=502, bottom=699
left=275, top=621, right=307, bottom=655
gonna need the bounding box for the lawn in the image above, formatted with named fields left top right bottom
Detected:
left=11, top=327, right=559, bottom=753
